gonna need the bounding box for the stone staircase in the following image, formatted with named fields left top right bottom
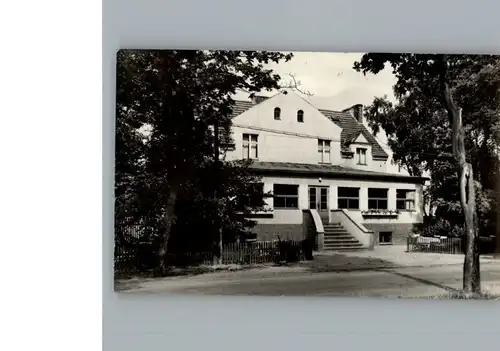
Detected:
left=322, top=221, right=364, bottom=251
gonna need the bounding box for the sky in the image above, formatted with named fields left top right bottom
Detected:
left=233, top=52, right=397, bottom=111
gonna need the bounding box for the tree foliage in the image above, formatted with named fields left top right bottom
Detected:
left=354, top=54, right=500, bottom=234
left=115, top=50, right=293, bottom=270
left=353, top=53, right=500, bottom=292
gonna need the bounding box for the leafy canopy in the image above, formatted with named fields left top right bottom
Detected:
left=115, top=50, right=293, bottom=249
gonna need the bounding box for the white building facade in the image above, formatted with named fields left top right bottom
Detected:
left=225, top=91, right=428, bottom=248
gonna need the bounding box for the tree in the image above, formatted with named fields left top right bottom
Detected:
left=166, top=159, right=270, bottom=256
left=354, top=54, right=500, bottom=293
left=115, top=50, right=293, bottom=274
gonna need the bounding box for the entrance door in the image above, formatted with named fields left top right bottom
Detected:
left=309, top=186, right=329, bottom=222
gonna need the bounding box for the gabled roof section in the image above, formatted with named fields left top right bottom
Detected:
left=344, top=129, right=362, bottom=144
left=231, top=100, right=254, bottom=116
left=230, top=95, right=388, bottom=160
left=353, top=133, right=369, bottom=144
left=319, top=109, right=388, bottom=159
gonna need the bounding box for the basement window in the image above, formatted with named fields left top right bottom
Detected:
left=379, top=231, right=393, bottom=245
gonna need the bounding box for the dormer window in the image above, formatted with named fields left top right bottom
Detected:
left=274, top=107, right=281, bottom=120
left=297, top=110, right=304, bottom=123
left=356, top=148, right=367, bottom=165
left=243, top=133, right=258, bottom=159
left=318, top=139, right=331, bottom=163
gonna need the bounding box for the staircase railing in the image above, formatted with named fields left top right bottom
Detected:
left=330, top=209, right=375, bottom=250
left=304, top=209, right=325, bottom=251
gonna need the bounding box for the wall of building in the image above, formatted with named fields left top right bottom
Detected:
left=363, top=223, right=418, bottom=245
left=260, top=175, right=423, bottom=219
left=225, top=126, right=342, bottom=164
left=250, top=224, right=304, bottom=242
left=338, top=141, right=389, bottom=173
left=226, top=92, right=425, bottom=244
left=249, top=175, right=424, bottom=242
left=252, top=210, right=318, bottom=243
left=225, top=92, right=343, bottom=164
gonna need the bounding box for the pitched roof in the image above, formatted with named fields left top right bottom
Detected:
left=318, top=109, right=387, bottom=159
left=248, top=161, right=427, bottom=183
left=231, top=100, right=253, bottom=116
left=231, top=98, right=388, bottom=160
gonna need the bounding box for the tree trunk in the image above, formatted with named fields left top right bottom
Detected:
left=460, top=164, right=480, bottom=292
left=441, top=72, right=481, bottom=293
left=212, top=120, right=223, bottom=265
left=158, top=182, right=179, bottom=276
left=496, top=177, right=500, bottom=255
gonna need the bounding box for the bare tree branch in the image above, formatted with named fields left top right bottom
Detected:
left=279, top=74, right=315, bottom=97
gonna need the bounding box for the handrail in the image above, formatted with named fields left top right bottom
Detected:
left=330, top=209, right=375, bottom=249
left=302, top=209, right=325, bottom=251
left=307, top=209, right=324, bottom=233
left=330, top=209, right=374, bottom=233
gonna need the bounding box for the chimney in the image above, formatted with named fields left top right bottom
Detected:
left=352, top=104, right=364, bottom=124
left=251, top=95, right=268, bottom=105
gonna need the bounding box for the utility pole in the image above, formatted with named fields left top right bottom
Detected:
left=213, top=119, right=223, bottom=265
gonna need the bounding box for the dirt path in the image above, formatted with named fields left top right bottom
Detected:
left=116, top=264, right=500, bottom=298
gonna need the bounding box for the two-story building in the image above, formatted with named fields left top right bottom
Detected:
left=225, top=90, right=428, bottom=250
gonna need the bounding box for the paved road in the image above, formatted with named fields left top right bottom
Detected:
left=118, top=263, right=500, bottom=298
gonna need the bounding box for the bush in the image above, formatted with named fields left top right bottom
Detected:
left=453, top=237, right=495, bottom=255
left=165, top=252, right=208, bottom=267
left=301, top=238, right=314, bottom=261
left=136, top=242, right=158, bottom=270
left=479, top=236, right=495, bottom=254
left=274, top=239, right=302, bottom=264
left=421, top=218, right=464, bottom=238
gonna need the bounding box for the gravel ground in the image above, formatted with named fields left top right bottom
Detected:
left=115, top=245, right=499, bottom=297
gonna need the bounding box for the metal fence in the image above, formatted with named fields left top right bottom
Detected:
left=407, top=236, right=463, bottom=254
left=407, top=235, right=497, bottom=255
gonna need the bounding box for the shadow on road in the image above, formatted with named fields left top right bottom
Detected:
left=381, top=270, right=460, bottom=293
left=302, top=253, right=461, bottom=294
left=114, top=278, right=157, bottom=292
left=303, top=252, right=400, bottom=273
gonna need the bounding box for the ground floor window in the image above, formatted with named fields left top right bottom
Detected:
left=396, top=189, right=416, bottom=210
left=337, top=187, right=360, bottom=209
left=273, top=184, right=299, bottom=209
left=368, top=188, right=388, bottom=210
left=379, top=231, right=393, bottom=244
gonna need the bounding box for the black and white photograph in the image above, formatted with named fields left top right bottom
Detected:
left=114, top=50, right=500, bottom=299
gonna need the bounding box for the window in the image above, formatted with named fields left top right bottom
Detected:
left=274, top=107, right=281, bottom=120
left=273, top=184, right=299, bottom=209
left=338, top=187, right=360, bottom=209
left=368, top=188, right=388, bottom=210
left=397, top=189, right=416, bottom=210
left=318, top=139, right=331, bottom=163
left=297, top=110, right=304, bottom=123
left=379, top=231, right=393, bottom=244
left=356, top=148, right=367, bottom=165
left=242, top=133, right=258, bottom=159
